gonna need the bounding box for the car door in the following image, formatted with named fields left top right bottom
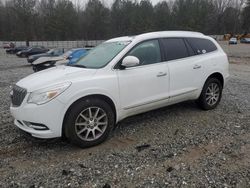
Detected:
left=161, top=38, right=205, bottom=101
left=117, top=39, right=170, bottom=114
left=30, top=48, right=39, bottom=55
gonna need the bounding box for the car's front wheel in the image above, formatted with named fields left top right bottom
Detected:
left=197, top=77, right=223, bottom=110
left=64, top=97, right=115, bottom=148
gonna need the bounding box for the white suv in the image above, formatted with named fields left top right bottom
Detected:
left=10, top=31, right=229, bottom=148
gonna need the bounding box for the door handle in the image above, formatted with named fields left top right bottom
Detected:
left=157, top=72, right=167, bottom=77
left=193, top=65, right=201, bottom=69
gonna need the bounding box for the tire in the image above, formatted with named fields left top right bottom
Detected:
left=64, top=97, right=115, bottom=148
left=32, top=65, right=38, bottom=72
left=197, top=77, right=223, bottom=110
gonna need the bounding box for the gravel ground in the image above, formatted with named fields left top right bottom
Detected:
left=0, top=42, right=250, bottom=188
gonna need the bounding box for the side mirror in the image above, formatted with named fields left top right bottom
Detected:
left=68, top=55, right=73, bottom=60
left=121, top=56, right=140, bottom=68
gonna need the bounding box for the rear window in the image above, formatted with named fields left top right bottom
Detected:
left=161, top=38, right=189, bottom=61
left=186, top=38, right=217, bottom=54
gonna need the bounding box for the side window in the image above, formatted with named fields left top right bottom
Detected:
left=53, top=49, right=60, bottom=55
left=186, top=38, right=217, bottom=54
left=161, top=38, right=189, bottom=61
left=184, top=39, right=196, bottom=56
left=127, top=40, right=161, bottom=65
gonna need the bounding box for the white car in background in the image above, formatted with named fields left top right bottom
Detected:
left=10, top=31, right=229, bottom=148
left=229, top=37, right=237, bottom=45
left=32, top=50, right=73, bottom=68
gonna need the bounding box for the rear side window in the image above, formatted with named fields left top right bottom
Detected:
left=186, top=38, right=217, bottom=55
left=184, top=40, right=196, bottom=56
left=161, top=38, right=189, bottom=61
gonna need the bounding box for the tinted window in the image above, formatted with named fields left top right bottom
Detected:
left=186, top=38, right=217, bottom=54
left=32, top=48, right=40, bottom=51
left=184, top=39, right=196, bottom=56
left=127, top=40, right=161, bottom=65
left=53, top=49, right=64, bottom=55
left=161, top=38, right=189, bottom=61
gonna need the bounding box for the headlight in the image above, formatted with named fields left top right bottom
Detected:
left=27, top=82, right=71, bottom=105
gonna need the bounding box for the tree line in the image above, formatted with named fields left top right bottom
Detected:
left=0, top=0, right=249, bottom=41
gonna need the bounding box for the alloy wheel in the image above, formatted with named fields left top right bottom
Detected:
left=74, top=107, right=108, bottom=141
left=205, top=83, right=220, bottom=106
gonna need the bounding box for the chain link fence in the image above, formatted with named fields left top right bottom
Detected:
left=0, top=40, right=104, bottom=49
left=0, top=35, right=224, bottom=49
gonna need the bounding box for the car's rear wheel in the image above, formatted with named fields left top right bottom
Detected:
left=64, top=97, right=115, bottom=148
left=197, top=77, right=223, bottom=110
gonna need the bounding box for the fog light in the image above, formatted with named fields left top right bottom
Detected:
left=23, top=121, right=49, bottom=130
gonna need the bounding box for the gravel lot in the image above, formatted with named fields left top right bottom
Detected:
left=0, top=42, right=250, bottom=188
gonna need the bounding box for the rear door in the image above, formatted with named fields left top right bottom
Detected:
left=161, top=38, right=205, bottom=101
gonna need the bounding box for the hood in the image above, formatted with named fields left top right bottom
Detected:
left=16, top=65, right=97, bottom=92
left=32, top=56, right=64, bottom=65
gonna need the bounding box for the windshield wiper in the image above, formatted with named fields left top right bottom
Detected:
left=68, top=64, right=86, bottom=68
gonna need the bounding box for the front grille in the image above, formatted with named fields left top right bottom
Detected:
left=11, top=85, right=27, bottom=107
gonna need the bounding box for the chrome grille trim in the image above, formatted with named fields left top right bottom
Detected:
left=11, top=85, right=27, bottom=107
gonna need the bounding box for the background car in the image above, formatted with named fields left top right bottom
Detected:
left=2, top=42, right=15, bottom=49
left=27, top=48, right=65, bottom=63
left=16, top=46, right=49, bottom=57
left=229, top=37, right=237, bottom=45
left=6, top=46, right=29, bottom=54
left=67, top=48, right=89, bottom=65
left=32, top=48, right=89, bottom=72
left=240, top=38, right=250, bottom=43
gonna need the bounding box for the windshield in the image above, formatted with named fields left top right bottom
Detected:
left=62, top=50, right=73, bottom=58
left=47, top=49, right=55, bottom=54
left=73, top=41, right=130, bottom=68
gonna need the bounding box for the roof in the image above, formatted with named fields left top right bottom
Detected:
left=106, top=31, right=205, bottom=43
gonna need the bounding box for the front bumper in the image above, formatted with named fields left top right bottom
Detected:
left=10, top=97, right=65, bottom=139
left=27, top=58, right=34, bottom=63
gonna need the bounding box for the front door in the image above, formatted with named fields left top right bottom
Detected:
left=117, top=39, right=170, bottom=113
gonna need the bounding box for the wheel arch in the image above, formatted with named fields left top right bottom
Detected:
left=61, top=94, right=117, bottom=139
left=206, top=72, right=224, bottom=88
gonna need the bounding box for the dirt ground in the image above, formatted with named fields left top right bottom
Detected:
left=0, top=42, right=250, bottom=188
